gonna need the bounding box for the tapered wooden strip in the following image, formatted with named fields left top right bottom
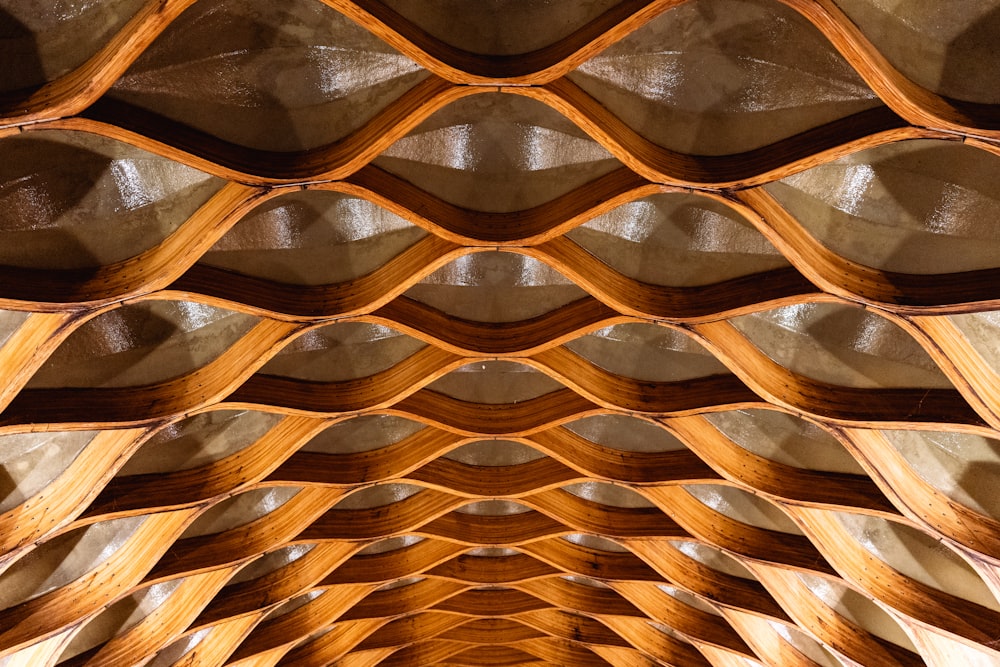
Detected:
left=372, top=296, right=621, bottom=356
left=644, top=485, right=836, bottom=575
left=321, top=0, right=681, bottom=84
left=193, top=542, right=358, bottom=628
left=170, top=235, right=465, bottom=320
left=781, top=0, right=1000, bottom=136
left=0, top=428, right=147, bottom=556
left=596, top=616, right=713, bottom=667
left=748, top=563, right=925, bottom=667
left=230, top=346, right=464, bottom=414
left=509, top=81, right=927, bottom=188
left=734, top=187, right=1000, bottom=312
left=146, top=486, right=344, bottom=581
left=1, top=318, right=303, bottom=427
left=0, top=629, right=74, bottom=667
left=667, top=415, right=895, bottom=513
left=846, top=428, right=1000, bottom=559
left=391, top=389, right=604, bottom=436
left=0, top=312, right=76, bottom=412
left=82, top=567, right=237, bottom=667
left=343, top=165, right=659, bottom=245
left=226, top=583, right=373, bottom=662
left=624, top=540, right=789, bottom=621
left=791, top=505, right=1000, bottom=645
left=70, top=78, right=477, bottom=184
left=0, top=509, right=195, bottom=656
left=169, top=614, right=262, bottom=667
left=528, top=347, right=758, bottom=414
left=84, top=416, right=331, bottom=518
left=0, top=0, right=198, bottom=124
left=691, top=319, right=985, bottom=428
left=0, top=182, right=266, bottom=307
left=528, top=427, right=721, bottom=485
left=271, top=619, right=386, bottom=667
left=532, top=237, right=820, bottom=320
left=909, top=315, right=1000, bottom=430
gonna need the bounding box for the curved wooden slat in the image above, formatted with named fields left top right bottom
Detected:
left=2, top=1, right=1000, bottom=666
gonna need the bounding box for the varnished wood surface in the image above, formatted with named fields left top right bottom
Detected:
left=2, top=1, right=1000, bottom=667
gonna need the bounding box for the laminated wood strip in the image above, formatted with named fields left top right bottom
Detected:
left=3, top=1, right=1000, bottom=665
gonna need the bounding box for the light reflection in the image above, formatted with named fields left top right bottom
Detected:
left=670, top=540, right=757, bottom=579
left=335, top=483, right=423, bottom=510
left=926, top=183, right=980, bottom=235
left=420, top=252, right=573, bottom=287
left=381, top=122, right=612, bottom=172
left=563, top=482, right=653, bottom=508
left=146, top=627, right=212, bottom=667
left=456, top=500, right=531, bottom=515
left=306, top=47, right=423, bottom=98
left=834, top=511, right=1000, bottom=612
left=657, top=585, right=722, bottom=615
left=563, top=533, right=628, bottom=552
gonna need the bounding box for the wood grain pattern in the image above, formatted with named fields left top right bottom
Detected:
left=1, top=1, right=1000, bottom=666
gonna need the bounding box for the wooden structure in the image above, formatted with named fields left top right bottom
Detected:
left=1, top=0, right=1000, bottom=665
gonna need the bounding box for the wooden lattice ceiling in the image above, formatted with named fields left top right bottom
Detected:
left=2, top=0, right=1000, bottom=665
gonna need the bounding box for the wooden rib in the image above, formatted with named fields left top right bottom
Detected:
left=0, top=629, right=73, bottom=667
left=0, top=509, right=195, bottom=657
left=0, top=182, right=266, bottom=308
left=508, top=81, right=940, bottom=188
left=610, top=582, right=752, bottom=657
left=172, top=614, right=283, bottom=667
left=666, top=415, right=896, bottom=513
left=691, top=318, right=986, bottom=428
left=320, top=0, right=681, bottom=84
left=73, top=567, right=238, bottom=667
left=594, top=616, right=712, bottom=667
left=389, top=389, right=604, bottom=436
left=270, top=620, right=388, bottom=667
left=734, top=186, right=1000, bottom=312
left=343, top=165, right=659, bottom=246
left=723, top=610, right=832, bottom=667
left=622, top=540, right=789, bottom=621
left=527, top=347, right=759, bottom=414
left=845, top=428, right=1000, bottom=559
left=225, top=583, right=375, bottom=662
left=529, top=238, right=821, bottom=320
left=0, top=427, right=148, bottom=556
left=642, top=485, right=836, bottom=575
left=4, top=0, right=1000, bottom=664
left=370, top=296, right=621, bottom=356
left=300, top=489, right=685, bottom=544
left=0, top=312, right=78, bottom=413
left=229, top=346, right=465, bottom=414
left=0, top=0, right=197, bottom=124
left=266, top=422, right=720, bottom=489
left=790, top=505, right=1000, bottom=645
left=747, top=562, right=926, bottom=667
left=193, top=542, right=359, bottom=628
left=908, top=315, right=1000, bottom=430
left=83, top=416, right=332, bottom=518
left=62, top=77, right=480, bottom=184
left=172, top=242, right=820, bottom=326
left=527, top=426, right=721, bottom=485
left=1, top=317, right=303, bottom=427
left=780, top=0, right=1000, bottom=137
left=144, top=486, right=346, bottom=581
left=170, top=235, right=466, bottom=320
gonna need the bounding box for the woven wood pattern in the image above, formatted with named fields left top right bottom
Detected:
left=2, top=1, right=1000, bottom=665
